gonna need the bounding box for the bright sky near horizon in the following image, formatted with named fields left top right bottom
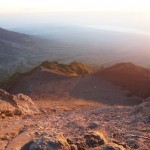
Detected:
left=0, top=0, right=150, bottom=13
left=0, top=0, right=150, bottom=34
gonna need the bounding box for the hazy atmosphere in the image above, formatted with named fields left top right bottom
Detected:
left=1, top=0, right=150, bottom=33
left=0, top=1, right=150, bottom=150
left=1, top=0, right=150, bottom=70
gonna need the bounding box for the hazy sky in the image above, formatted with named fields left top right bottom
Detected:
left=0, top=0, right=150, bottom=34
left=0, top=0, right=150, bottom=12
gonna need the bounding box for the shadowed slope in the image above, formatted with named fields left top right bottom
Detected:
left=5, top=61, right=94, bottom=95
left=0, top=27, right=31, bottom=44
left=96, top=62, right=150, bottom=98
left=70, top=74, right=142, bottom=106
left=0, top=27, right=45, bottom=82
left=8, top=61, right=144, bottom=106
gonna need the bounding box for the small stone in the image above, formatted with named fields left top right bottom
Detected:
left=126, top=139, right=139, bottom=149
left=5, top=111, right=13, bottom=117
left=1, top=114, right=5, bottom=119
left=84, top=131, right=107, bottom=148
left=87, top=122, right=100, bottom=129
left=70, top=144, right=78, bottom=150
left=14, top=109, right=23, bottom=116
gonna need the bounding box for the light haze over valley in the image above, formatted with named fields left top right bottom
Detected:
left=1, top=0, right=150, bottom=80
left=0, top=1, right=150, bottom=150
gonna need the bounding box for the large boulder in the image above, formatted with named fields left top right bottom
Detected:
left=84, top=131, right=107, bottom=148
left=14, top=93, right=39, bottom=114
left=0, top=89, right=39, bottom=118
left=21, top=133, right=70, bottom=150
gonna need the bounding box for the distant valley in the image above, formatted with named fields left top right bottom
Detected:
left=1, top=26, right=150, bottom=82
left=0, top=26, right=150, bottom=150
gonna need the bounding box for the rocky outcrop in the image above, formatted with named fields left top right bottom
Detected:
left=84, top=131, right=107, bottom=148
left=21, top=130, right=126, bottom=150
left=21, top=133, right=70, bottom=150
left=0, top=89, right=39, bottom=118
left=41, top=61, right=94, bottom=76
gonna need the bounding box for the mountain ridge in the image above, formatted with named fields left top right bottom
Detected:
left=3, top=61, right=150, bottom=106
left=0, top=27, right=34, bottom=45
left=97, top=62, right=150, bottom=98
left=0, top=61, right=94, bottom=90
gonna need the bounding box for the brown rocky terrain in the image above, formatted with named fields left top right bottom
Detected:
left=0, top=89, right=39, bottom=118
left=1, top=61, right=93, bottom=90
left=0, top=90, right=149, bottom=150
left=0, top=62, right=150, bottom=150
left=8, top=62, right=144, bottom=106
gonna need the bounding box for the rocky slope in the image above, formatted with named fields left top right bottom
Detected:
left=96, top=62, right=150, bottom=98
left=0, top=28, right=32, bottom=44
left=5, top=62, right=142, bottom=106
left=0, top=62, right=150, bottom=149
left=0, top=27, right=41, bottom=81
left=41, top=61, right=94, bottom=76
left=0, top=27, right=63, bottom=82
left=1, top=61, right=94, bottom=90
left=0, top=92, right=149, bottom=150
